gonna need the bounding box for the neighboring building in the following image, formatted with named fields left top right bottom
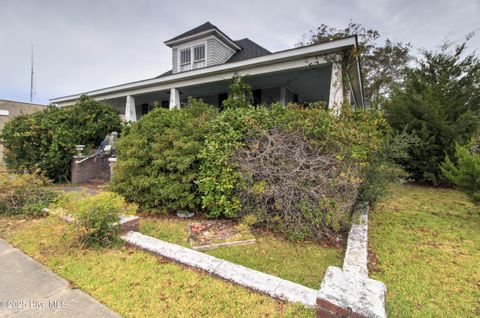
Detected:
left=0, top=99, right=47, bottom=162
left=51, top=22, right=364, bottom=121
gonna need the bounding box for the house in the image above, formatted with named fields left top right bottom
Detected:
left=50, top=22, right=364, bottom=120
left=0, top=99, right=47, bottom=162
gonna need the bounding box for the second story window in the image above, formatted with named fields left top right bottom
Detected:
left=178, top=43, right=206, bottom=72
left=180, top=48, right=191, bottom=72
left=193, top=45, right=205, bottom=69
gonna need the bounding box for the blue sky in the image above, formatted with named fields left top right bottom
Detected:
left=1, top=0, right=478, bottom=104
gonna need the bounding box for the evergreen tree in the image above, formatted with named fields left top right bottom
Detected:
left=384, top=36, right=480, bottom=184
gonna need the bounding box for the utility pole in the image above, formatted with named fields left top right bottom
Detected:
left=30, top=44, right=35, bottom=103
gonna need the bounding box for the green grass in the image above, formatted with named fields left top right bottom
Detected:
left=0, top=216, right=313, bottom=317
left=369, top=184, right=480, bottom=318
left=141, top=216, right=344, bottom=289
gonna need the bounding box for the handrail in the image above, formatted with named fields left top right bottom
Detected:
left=75, top=153, right=97, bottom=164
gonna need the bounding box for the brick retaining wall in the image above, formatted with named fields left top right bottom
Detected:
left=71, top=155, right=111, bottom=184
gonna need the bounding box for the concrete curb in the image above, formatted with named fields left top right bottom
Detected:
left=316, top=204, right=387, bottom=318
left=121, top=231, right=318, bottom=307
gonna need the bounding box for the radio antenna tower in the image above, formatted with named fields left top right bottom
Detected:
left=30, top=44, right=35, bottom=103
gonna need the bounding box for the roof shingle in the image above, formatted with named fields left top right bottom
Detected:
left=164, top=22, right=216, bottom=43
left=227, top=38, right=271, bottom=63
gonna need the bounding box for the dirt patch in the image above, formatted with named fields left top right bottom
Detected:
left=188, top=220, right=256, bottom=250
left=368, top=249, right=382, bottom=274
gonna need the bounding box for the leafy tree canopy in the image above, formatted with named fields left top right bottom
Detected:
left=299, top=21, right=412, bottom=105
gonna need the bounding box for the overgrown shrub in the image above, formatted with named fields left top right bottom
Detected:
left=441, top=143, right=480, bottom=204
left=197, top=102, right=399, bottom=240
left=111, top=99, right=217, bottom=213
left=110, top=74, right=401, bottom=241
left=69, top=192, right=136, bottom=247
left=196, top=106, right=274, bottom=218
left=0, top=173, right=57, bottom=215
left=0, top=95, right=122, bottom=181
left=235, top=128, right=359, bottom=241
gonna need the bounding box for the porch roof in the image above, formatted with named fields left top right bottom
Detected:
left=50, top=36, right=364, bottom=108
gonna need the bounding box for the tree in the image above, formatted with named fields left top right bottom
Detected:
left=384, top=37, right=480, bottom=184
left=299, top=21, right=411, bottom=104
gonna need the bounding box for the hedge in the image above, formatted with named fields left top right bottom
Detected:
left=0, top=96, right=122, bottom=181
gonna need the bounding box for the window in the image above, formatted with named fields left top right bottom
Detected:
left=180, top=48, right=191, bottom=72
left=193, top=45, right=205, bottom=69
left=178, top=43, right=206, bottom=72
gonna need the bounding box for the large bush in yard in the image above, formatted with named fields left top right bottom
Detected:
left=0, top=96, right=122, bottom=181
left=197, top=103, right=397, bottom=240
left=111, top=99, right=218, bottom=213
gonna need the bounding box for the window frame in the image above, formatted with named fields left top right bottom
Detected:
left=177, top=41, right=207, bottom=72
left=180, top=48, right=191, bottom=65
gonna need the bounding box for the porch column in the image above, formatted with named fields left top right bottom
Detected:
left=280, top=86, right=287, bottom=106
left=169, top=88, right=180, bottom=109
left=328, top=62, right=344, bottom=115
left=125, top=95, right=137, bottom=122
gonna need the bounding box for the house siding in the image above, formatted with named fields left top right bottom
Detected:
left=207, top=38, right=235, bottom=67
left=172, top=48, right=178, bottom=74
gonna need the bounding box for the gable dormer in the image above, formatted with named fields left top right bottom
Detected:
left=164, top=22, right=241, bottom=74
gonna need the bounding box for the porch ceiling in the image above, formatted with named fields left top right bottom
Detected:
left=105, top=64, right=332, bottom=107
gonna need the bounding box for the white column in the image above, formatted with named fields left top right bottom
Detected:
left=280, top=86, right=287, bottom=106
left=125, top=95, right=137, bottom=122
left=328, top=62, right=344, bottom=115
left=169, top=88, right=180, bottom=109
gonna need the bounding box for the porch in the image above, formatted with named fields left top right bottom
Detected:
left=103, top=62, right=343, bottom=122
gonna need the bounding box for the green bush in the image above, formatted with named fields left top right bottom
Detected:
left=111, top=98, right=217, bottom=213
left=441, top=143, right=480, bottom=204
left=197, top=103, right=399, bottom=227
left=196, top=106, right=274, bottom=218
left=70, top=192, right=136, bottom=247
left=0, top=95, right=122, bottom=181
left=0, top=173, right=57, bottom=215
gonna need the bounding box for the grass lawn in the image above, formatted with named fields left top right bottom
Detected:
left=0, top=215, right=314, bottom=317
left=141, top=216, right=344, bottom=289
left=369, top=184, right=480, bottom=317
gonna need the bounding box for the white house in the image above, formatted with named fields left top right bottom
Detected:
left=50, top=22, right=364, bottom=121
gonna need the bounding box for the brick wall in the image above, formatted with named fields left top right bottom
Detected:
left=71, top=155, right=111, bottom=184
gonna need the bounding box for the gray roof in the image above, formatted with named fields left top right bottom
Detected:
left=227, top=38, right=271, bottom=63
left=164, top=21, right=239, bottom=47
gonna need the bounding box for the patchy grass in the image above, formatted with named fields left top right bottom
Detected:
left=369, top=184, right=480, bottom=318
left=141, top=216, right=344, bottom=289
left=0, top=216, right=313, bottom=317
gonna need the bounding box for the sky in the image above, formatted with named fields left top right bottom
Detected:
left=1, top=0, right=479, bottom=104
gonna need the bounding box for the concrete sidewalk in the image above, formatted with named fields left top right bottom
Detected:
left=0, top=239, right=121, bottom=318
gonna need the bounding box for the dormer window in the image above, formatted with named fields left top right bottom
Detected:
left=180, top=48, right=191, bottom=72
left=193, top=45, right=205, bottom=69
left=179, top=44, right=206, bottom=72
